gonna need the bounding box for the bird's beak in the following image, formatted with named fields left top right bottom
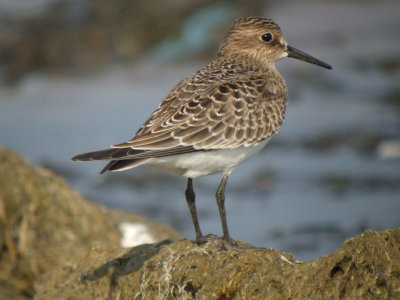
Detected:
left=286, top=45, right=332, bottom=69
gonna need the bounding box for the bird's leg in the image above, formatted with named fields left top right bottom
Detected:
left=216, top=173, right=238, bottom=249
left=185, top=178, right=206, bottom=244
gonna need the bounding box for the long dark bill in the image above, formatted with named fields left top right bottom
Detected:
left=287, top=45, right=332, bottom=70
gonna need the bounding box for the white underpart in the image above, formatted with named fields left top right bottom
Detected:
left=145, top=138, right=270, bottom=178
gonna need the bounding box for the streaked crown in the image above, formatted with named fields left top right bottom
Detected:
left=230, top=17, right=281, bottom=31
left=218, top=17, right=287, bottom=68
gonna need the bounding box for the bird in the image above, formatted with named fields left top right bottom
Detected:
left=72, top=16, right=332, bottom=249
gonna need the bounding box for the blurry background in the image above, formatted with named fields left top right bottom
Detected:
left=0, top=0, right=399, bottom=261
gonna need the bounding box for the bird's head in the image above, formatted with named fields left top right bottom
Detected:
left=218, top=17, right=332, bottom=70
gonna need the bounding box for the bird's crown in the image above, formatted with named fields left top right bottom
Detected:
left=230, top=16, right=281, bottom=31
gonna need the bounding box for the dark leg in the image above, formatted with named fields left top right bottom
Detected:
left=216, top=173, right=237, bottom=249
left=185, top=178, right=204, bottom=243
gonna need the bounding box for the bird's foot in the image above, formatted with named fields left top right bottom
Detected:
left=195, top=234, right=237, bottom=250
left=195, top=235, right=262, bottom=251
left=220, top=238, right=239, bottom=250
left=194, top=234, right=219, bottom=245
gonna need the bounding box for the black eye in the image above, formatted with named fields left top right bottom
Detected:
left=261, top=33, right=273, bottom=43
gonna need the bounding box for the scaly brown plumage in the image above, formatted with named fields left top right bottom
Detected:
left=72, top=16, right=331, bottom=249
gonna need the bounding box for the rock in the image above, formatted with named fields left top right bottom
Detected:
left=0, top=146, right=181, bottom=299
left=35, top=228, right=400, bottom=299
left=2, top=145, right=399, bottom=299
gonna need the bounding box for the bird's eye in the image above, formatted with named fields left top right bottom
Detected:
left=261, top=33, right=273, bottom=43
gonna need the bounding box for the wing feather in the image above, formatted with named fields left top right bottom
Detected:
left=117, top=76, right=287, bottom=150
left=73, top=59, right=288, bottom=165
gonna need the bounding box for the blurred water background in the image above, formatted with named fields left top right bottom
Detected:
left=0, top=0, right=399, bottom=261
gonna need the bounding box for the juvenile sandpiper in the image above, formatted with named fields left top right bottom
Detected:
left=72, top=17, right=332, bottom=249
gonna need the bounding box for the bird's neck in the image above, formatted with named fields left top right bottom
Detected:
left=217, top=52, right=277, bottom=74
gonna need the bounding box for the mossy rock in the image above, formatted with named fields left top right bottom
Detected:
left=0, top=146, right=181, bottom=299
left=2, top=145, right=399, bottom=299
left=35, top=228, right=400, bottom=299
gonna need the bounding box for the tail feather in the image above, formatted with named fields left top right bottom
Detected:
left=100, top=158, right=151, bottom=174
left=71, top=145, right=196, bottom=162
left=71, top=148, right=143, bottom=161
left=71, top=145, right=199, bottom=174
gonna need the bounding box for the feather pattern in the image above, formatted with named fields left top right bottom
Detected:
left=71, top=16, right=294, bottom=173
left=71, top=16, right=332, bottom=247
left=112, top=59, right=287, bottom=152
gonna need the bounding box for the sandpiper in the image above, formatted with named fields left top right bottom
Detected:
left=72, top=17, right=331, bottom=249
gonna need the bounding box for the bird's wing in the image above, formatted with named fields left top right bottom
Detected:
left=113, top=75, right=287, bottom=151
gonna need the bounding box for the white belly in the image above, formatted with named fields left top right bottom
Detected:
left=145, top=139, right=270, bottom=178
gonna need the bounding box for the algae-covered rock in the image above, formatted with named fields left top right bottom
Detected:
left=0, top=146, right=181, bottom=299
left=2, top=145, right=399, bottom=299
left=36, top=228, right=400, bottom=300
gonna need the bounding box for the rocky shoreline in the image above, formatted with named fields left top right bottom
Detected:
left=1, top=146, right=399, bottom=299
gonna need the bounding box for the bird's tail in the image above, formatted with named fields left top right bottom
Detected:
left=71, top=148, right=149, bottom=174
left=99, top=159, right=150, bottom=174
left=71, top=147, right=145, bottom=161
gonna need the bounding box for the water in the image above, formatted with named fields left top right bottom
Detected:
left=1, top=0, right=399, bottom=261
